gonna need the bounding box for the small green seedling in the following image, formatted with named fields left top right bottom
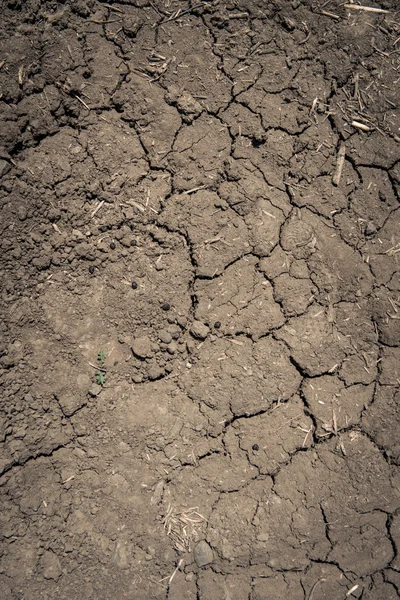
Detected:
left=95, top=371, right=106, bottom=386
left=95, top=350, right=107, bottom=386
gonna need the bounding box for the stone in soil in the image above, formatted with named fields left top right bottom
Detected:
left=190, top=321, right=209, bottom=340
left=193, top=540, right=214, bottom=567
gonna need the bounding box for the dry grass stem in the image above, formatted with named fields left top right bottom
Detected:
left=332, top=142, right=346, bottom=186
left=344, top=4, right=390, bottom=14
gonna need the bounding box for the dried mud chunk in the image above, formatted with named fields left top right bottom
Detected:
left=329, top=511, right=393, bottom=577
left=121, top=173, right=171, bottom=224
left=181, top=337, right=300, bottom=428
left=366, top=211, right=400, bottom=287
left=290, top=119, right=338, bottom=180
left=54, top=389, right=86, bottom=417
left=250, top=338, right=302, bottom=408
left=112, top=382, right=213, bottom=464
left=266, top=433, right=397, bottom=576
left=275, top=307, right=351, bottom=376
left=233, top=137, right=287, bottom=191
left=251, top=574, right=303, bottom=600
left=74, top=242, right=96, bottom=261
left=307, top=215, right=373, bottom=303
left=335, top=301, right=377, bottom=351
left=159, top=190, right=249, bottom=277
left=280, top=216, right=316, bottom=259
left=350, top=168, right=397, bottom=229
left=289, top=259, right=309, bottom=279
left=207, top=479, right=273, bottom=565
left=235, top=396, right=313, bottom=474
left=295, top=62, right=332, bottom=104
left=333, top=210, right=366, bottom=249
left=370, top=293, right=400, bottom=346
left=195, top=450, right=257, bottom=493
left=301, top=564, right=357, bottom=600
left=362, top=580, right=400, bottom=600
left=302, top=375, right=373, bottom=437
left=289, top=175, right=348, bottom=218
left=165, top=85, right=202, bottom=121
left=194, top=257, right=284, bottom=339
left=245, top=198, right=285, bottom=257
left=199, top=572, right=250, bottom=600
left=252, top=54, right=297, bottom=94
left=115, top=73, right=181, bottom=165
left=157, top=24, right=232, bottom=113
left=238, top=89, right=308, bottom=135
left=81, top=35, right=128, bottom=107
left=0, top=158, right=11, bottom=177
left=32, top=253, right=52, bottom=270
left=273, top=273, right=315, bottom=316
left=363, top=386, right=400, bottom=464
left=254, top=492, right=326, bottom=569
left=220, top=102, right=264, bottom=140
left=390, top=516, right=400, bottom=571
left=21, top=130, right=74, bottom=186
left=131, top=336, right=154, bottom=359
left=379, top=346, right=400, bottom=385
left=339, top=352, right=378, bottom=386
left=219, top=158, right=291, bottom=221
left=170, top=115, right=231, bottom=191
left=82, top=119, right=148, bottom=182
left=218, top=180, right=249, bottom=215
left=347, top=130, right=399, bottom=170
left=258, top=245, right=290, bottom=279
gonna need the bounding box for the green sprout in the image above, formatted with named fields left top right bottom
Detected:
left=95, top=350, right=106, bottom=386
left=95, top=371, right=106, bottom=386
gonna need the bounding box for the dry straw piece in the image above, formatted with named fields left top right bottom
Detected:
left=163, top=504, right=206, bottom=552
left=343, top=4, right=390, bottom=14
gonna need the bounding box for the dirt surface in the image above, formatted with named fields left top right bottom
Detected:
left=0, top=0, right=400, bottom=598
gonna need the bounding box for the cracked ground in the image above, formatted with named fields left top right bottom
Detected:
left=0, top=0, right=400, bottom=598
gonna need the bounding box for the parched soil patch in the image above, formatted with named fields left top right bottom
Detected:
left=0, top=1, right=400, bottom=599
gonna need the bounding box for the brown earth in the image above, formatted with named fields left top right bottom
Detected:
left=0, top=0, right=399, bottom=598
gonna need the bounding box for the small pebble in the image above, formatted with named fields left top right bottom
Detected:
left=364, top=222, right=377, bottom=237
left=131, top=281, right=138, bottom=289
left=252, top=444, right=259, bottom=451
left=161, top=302, right=171, bottom=311
left=193, top=540, right=214, bottom=567
left=214, top=321, right=221, bottom=329
left=110, top=242, right=116, bottom=250
left=130, top=239, right=137, bottom=246
left=89, top=265, right=95, bottom=274
left=158, top=330, right=172, bottom=344
left=172, top=332, right=180, bottom=340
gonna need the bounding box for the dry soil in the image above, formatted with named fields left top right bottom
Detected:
left=0, top=1, right=400, bottom=599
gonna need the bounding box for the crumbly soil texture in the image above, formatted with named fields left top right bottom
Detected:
left=1, top=0, right=400, bottom=598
